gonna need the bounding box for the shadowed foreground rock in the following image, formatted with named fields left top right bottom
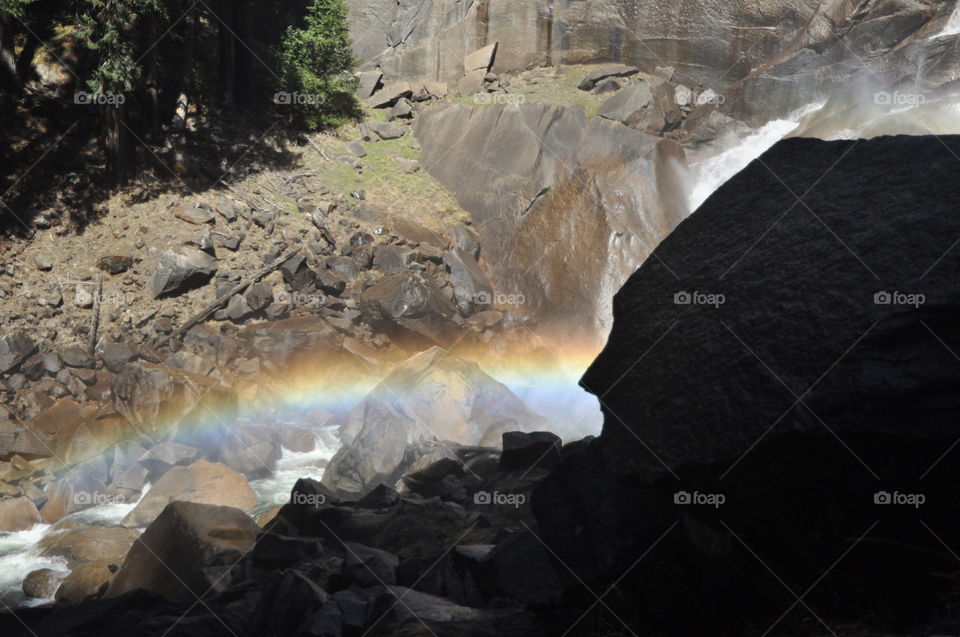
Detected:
left=535, top=134, right=960, bottom=635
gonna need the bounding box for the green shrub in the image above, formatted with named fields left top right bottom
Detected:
left=276, top=0, right=358, bottom=129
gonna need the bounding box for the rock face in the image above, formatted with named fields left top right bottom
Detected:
left=122, top=459, right=257, bottom=527
left=534, top=135, right=960, bottom=634
left=113, top=362, right=237, bottom=444
left=108, top=501, right=259, bottom=601
left=351, top=0, right=960, bottom=125
left=323, top=347, right=552, bottom=498
left=415, top=102, right=688, bottom=340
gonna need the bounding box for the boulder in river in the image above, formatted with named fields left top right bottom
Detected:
left=322, top=346, right=552, bottom=498
left=122, top=459, right=257, bottom=528
left=0, top=496, right=41, bottom=532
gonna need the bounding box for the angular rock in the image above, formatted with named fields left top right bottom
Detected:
left=367, top=81, right=412, bottom=108
left=0, top=331, right=37, bottom=374
left=443, top=248, right=493, bottom=312
left=499, top=431, right=561, bottom=472
left=226, top=294, right=252, bottom=321
left=323, top=347, right=552, bottom=498
left=597, top=79, right=664, bottom=132
left=359, top=271, right=460, bottom=348
left=369, top=121, right=406, bottom=140
left=245, top=283, right=274, bottom=311
left=457, top=69, right=486, bottom=97
left=174, top=205, right=215, bottom=225
left=150, top=248, right=218, bottom=298
left=100, top=342, right=136, bottom=373
left=463, top=42, right=498, bottom=74
left=137, top=441, right=200, bottom=481
left=578, top=64, right=639, bottom=91
left=108, top=501, right=259, bottom=601
left=388, top=98, right=414, bottom=120
left=374, top=244, right=415, bottom=275
left=60, top=346, right=94, bottom=368
left=279, top=253, right=315, bottom=291
left=355, top=69, right=383, bottom=99
left=122, top=459, right=256, bottom=527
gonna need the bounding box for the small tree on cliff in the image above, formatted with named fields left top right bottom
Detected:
left=77, top=0, right=162, bottom=185
left=275, top=0, right=357, bottom=129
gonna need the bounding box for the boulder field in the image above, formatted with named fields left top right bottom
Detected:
left=3, top=136, right=959, bottom=635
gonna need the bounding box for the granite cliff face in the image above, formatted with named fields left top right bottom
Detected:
left=350, top=0, right=960, bottom=124
left=414, top=101, right=688, bottom=340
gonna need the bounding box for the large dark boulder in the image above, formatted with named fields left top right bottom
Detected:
left=107, top=501, right=259, bottom=601
left=535, top=135, right=960, bottom=635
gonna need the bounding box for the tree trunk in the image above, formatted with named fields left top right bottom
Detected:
left=234, top=0, right=255, bottom=108
left=104, top=101, right=131, bottom=186
left=0, top=14, right=20, bottom=93
left=217, top=0, right=235, bottom=104
left=143, top=12, right=160, bottom=139
left=14, top=34, right=39, bottom=86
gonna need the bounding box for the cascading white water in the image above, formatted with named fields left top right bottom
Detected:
left=937, top=1, right=960, bottom=37
left=0, top=426, right=344, bottom=609
left=687, top=103, right=825, bottom=212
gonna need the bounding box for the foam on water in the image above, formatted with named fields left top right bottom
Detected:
left=0, top=524, right=69, bottom=608
left=249, top=427, right=341, bottom=516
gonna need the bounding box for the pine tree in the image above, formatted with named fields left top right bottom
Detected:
left=276, top=0, right=357, bottom=129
